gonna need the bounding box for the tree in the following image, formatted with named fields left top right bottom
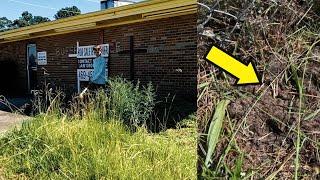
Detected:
left=54, top=6, right=81, bottom=20
left=30, top=16, right=51, bottom=25
left=0, top=17, right=12, bottom=31
left=21, top=11, right=33, bottom=22
left=11, top=11, right=33, bottom=28
left=10, top=11, right=50, bottom=29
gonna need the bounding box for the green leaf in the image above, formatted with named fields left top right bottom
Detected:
left=205, top=99, right=230, bottom=168
left=304, top=108, right=320, bottom=121
left=231, top=153, right=244, bottom=180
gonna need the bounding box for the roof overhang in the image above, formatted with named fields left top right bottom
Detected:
left=0, top=0, right=196, bottom=44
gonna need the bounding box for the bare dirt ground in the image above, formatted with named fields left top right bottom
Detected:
left=198, top=0, right=319, bottom=179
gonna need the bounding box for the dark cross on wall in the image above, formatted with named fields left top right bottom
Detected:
left=116, top=36, right=147, bottom=81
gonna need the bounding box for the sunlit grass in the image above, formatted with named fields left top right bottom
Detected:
left=0, top=77, right=197, bottom=179
left=0, top=115, right=196, bottom=179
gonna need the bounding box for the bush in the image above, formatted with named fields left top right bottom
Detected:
left=107, top=77, right=155, bottom=126
left=34, top=77, right=156, bottom=128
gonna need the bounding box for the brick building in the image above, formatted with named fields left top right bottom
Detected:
left=0, top=0, right=197, bottom=102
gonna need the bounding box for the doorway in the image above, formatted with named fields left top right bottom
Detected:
left=26, top=44, right=37, bottom=93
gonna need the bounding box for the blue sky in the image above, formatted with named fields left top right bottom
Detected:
left=1, top=0, right=143, bottom=20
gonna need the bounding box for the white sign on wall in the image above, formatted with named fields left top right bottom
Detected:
left=73, top=43, right=109, bottom=93
left=77, top=69, right=93, bottom=81
left=77, top=44, right=109, bottom=58
left=37, top=51, right=47, bottom=65
left=77, top=69, right=109, bottom=82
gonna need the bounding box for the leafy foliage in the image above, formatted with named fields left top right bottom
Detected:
left=107, top=77, right=155, bottom=126
left=0, top=5, right=82, bottom=32
left=0, top=5, right=81, bottom=31
left=0, top=17, right=12, bottom=31
left=5, top=11, right=50, bottom=30
left=54, top=6, right=81, bottom=20
left=31, top=16, right=51, bottom=25
left=205, top=100, right=230, bottom=168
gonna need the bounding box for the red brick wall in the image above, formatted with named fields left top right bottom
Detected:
left=0, top=14, right=197, bottom=99
left=105, top=15, right=197, bottom=98
left=0, top=41, right=27, bottom=94
left=35, top=30, right=101, bottom=94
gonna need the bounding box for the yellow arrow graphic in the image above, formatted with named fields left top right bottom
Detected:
left=206, top=46, right=261, bottom=85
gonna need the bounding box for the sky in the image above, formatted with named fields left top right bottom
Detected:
left=0, top=0, right=143, bottom=21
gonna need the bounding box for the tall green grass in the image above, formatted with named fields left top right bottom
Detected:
left=107, top=78, right=155, bottom=126
left=0, top=116, right=196, bottom=179
left=0, top=77, right=196, bottom=179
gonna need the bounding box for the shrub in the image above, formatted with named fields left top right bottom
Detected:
left=36, top=77, right=156, bottom=128
left=107, top=77, right=155, bottom=126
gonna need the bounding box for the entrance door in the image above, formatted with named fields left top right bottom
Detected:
left=26, top=44, right=37, bottom=93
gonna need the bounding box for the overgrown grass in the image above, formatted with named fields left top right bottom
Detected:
left=0, top=116, right=196, bottom=179
left=0, top=77, right=196, bottom=179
